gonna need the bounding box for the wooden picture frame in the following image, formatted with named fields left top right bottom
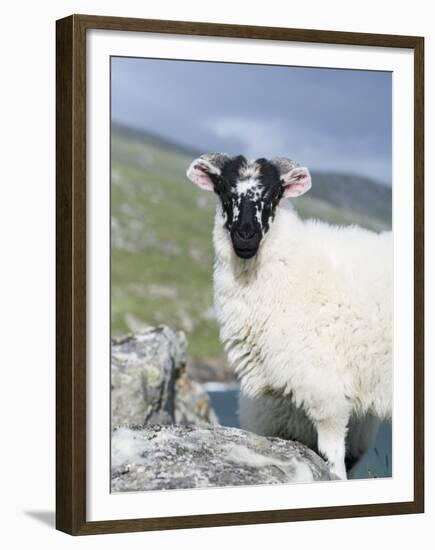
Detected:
left=56, top=14, right=424, bottom=535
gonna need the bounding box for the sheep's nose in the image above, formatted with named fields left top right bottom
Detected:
left=236, top=223, right=256, bottom=240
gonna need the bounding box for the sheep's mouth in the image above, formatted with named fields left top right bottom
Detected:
left=233, top=246, right=258, bottom=259
left=231, top=229, right=261, bottom=260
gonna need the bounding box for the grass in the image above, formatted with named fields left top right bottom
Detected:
left=111, top=135, right=220, bottom=358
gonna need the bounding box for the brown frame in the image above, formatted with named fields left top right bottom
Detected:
left=56, top=13, right=425, bottom=535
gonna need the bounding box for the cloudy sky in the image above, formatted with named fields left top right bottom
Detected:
left=111, top=57, right=392, bottom=185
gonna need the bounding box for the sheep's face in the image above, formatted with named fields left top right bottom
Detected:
left=187, top=154, right=311, bottom=259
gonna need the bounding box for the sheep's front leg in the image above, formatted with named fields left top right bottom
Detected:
left=316, top=418, right=348, bottom=480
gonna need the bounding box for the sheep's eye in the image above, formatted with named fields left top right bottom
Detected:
left=264, top=184, right=280, bottom=201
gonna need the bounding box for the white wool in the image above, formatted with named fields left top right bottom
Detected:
left=212, top=203, right=392, bottom=479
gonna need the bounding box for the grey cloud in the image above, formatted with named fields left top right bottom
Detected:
left=112, top=57, right=391, bottom=184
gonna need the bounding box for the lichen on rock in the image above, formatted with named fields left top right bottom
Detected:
left=111, top=325, right=218, bottom=428
left=111, top=326, right=335, bottom=491
left=111, top=424, right=335, bottom=492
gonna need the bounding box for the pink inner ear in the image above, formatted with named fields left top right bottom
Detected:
left=187, top=163, right=214, bottom=191
left=282, top=167, right=312, bottom=198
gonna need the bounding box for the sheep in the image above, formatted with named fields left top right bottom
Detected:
left=186, top=153, right=392, bottom=480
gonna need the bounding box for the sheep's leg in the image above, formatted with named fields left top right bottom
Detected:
left=316, top=418, right=348, bottom=480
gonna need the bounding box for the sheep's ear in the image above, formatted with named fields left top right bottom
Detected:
left=270, top=158, right=311, bottom=198
left=186, top=153, right=230, bottom=192
left=281, top=167, right=312, bottom=198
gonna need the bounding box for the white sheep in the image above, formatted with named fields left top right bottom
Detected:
left=187, top=153, right=392, bottom=479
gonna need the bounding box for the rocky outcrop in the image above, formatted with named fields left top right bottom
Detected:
left=111, top=326, right=218, bottom=428
left=111, top=326, right=336, bottom=491
left=111, top=424, right=335, bottom=492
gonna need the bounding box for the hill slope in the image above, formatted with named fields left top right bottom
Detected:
left=111, top=123, right=392, bottom=361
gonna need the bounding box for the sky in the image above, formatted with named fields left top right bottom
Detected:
left=111, top=57, right=392, bottom=185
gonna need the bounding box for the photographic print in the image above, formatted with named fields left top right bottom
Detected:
left=56, top=15, right=423, bottom=534
left=110, top=57, right=393, bottom=491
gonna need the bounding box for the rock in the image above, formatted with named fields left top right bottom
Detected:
left=174, top=372, right=219, bottom=425
left=187, top=355, right=237, bottom=384
left=111, top=424, right=334, bottom=492
left=111, top=326, right=218, bottom=427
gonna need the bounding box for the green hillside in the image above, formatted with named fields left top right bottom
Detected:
left=111, top=123, right=392, bottom=361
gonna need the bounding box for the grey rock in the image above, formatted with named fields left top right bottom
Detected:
left=174, top=372, right=219, bottom=425
left=111, top=424, right=335, bottom=492
left=111, top=326, right=218, bottom=427
left=188, top=356, right=237, bottom=384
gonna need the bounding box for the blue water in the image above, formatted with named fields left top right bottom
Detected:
left=351, top=422, right=392, bottom=479
left=207, top=386, right=240, bottom=428
left=207, top=386, right=392, bottom=480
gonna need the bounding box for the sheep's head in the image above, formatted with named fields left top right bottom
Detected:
left=187, top=154, right=311, bottom=259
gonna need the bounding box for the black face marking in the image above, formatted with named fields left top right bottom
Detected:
left=210, top=155, right=247, bottom=231
left=206, top=155, right=285, bottom=259
left=256, top=159, right=284, bottom=234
